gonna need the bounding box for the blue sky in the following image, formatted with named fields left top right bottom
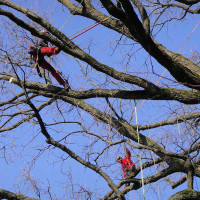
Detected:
left=1, top=0, right=200, bottom=199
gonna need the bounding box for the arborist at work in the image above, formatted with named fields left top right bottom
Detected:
left=116, top=147, right=136, bottom=180
left=28, top=30, right=70, bottom=90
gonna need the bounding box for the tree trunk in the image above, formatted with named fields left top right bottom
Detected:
left=186, top=159, right=194, bottom=190
left=187, top=170, right=194, bottom=190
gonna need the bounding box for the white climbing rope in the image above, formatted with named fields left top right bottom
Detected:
left=134, top=100, right=145, bottom=199
left=60, top=0, right=84, bottom=31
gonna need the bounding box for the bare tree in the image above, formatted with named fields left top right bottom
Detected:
left=0, top=0, right=200, bottom=199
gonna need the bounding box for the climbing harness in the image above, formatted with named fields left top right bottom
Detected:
left=29, top=46, right=42, bottom=77
left=35, top=48, right=42, bottom=78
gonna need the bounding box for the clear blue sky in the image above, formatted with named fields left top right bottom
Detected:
left=0, top=0, right=200, bottom=199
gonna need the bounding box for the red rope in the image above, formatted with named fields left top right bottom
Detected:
left=70, top=17, right=108, bottom=40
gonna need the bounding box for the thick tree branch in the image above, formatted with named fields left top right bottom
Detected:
left=0, top=188, right=38, bottom=200
left=102, top=166, right=178, bottom=199
left=174, top=0, right=200, bottom=5
left=2, top=75, right=200, bottom=104
left=131, top=0, right=150, bottom=34
left=1, top=1, right=200, bottom=199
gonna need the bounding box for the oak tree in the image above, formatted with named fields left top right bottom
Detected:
left=1, top=0, right=200, bottom=199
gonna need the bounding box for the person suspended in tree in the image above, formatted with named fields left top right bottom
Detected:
left=116, top=147, right=136, bottom=184
left=28, top=30, right=70, bottom=90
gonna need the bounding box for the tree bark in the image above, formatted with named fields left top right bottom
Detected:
left=185, top=159, right=194, bottom=190
left=168, top=189, right=200, bottom=200
left=0, top=188, right=38, bottom=200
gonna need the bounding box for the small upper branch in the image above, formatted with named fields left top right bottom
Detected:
left=105, top=97, right=124, bottom=120
left=127, top=140, right=187, bottom=160
left=94, top=139, right=126, bottom=162
left=182, top=140, right=200, bottom=157
left=0, top=90, right=31, bottom=106
left=2, top=74, right=200, bottom=105
left=136, top=112, right=200, bottom=130
left=0, top=7, right=71, bottom=48
left=147, top=0, right=200, bottom=14
left=0, top=114, right=34, bottom=133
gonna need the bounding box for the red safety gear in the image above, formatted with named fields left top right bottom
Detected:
left=29, top=30, right=69, bottom=89
left=40, top=46, right=59, bottom=56
left=40, top=30, right=49, bottom=34
left=117, top=148, right=135, bottom=178
left=30, top=46, right=65, bottom=85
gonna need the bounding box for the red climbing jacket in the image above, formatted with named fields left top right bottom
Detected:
left=29, top=45, right=65, bottom=86
left=120, top=148, right=135, bottom=178
left=29, top=30, right=69, bottom=89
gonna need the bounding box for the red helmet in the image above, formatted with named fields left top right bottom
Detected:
left=40, top=30, right=49, bottom=34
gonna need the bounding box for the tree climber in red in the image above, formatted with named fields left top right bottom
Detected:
left=116, top=147, right=136, bottom=181
left=28, top=30, right=70, bottom=90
